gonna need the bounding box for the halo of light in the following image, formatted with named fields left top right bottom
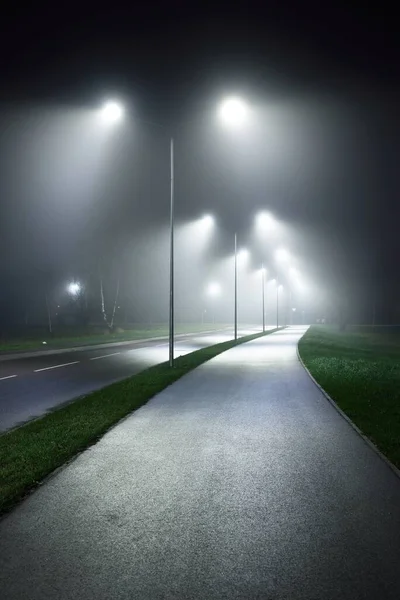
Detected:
left=218, top=97, right=248, bottom=127
left=200, top=214, right=214, bottom=229
left=100, top=100, right=124, bottom=123
left=206, top=282, right=221, bottom=297
left=67, top=282, right=81, bottom=296
left=275, top=247, right=290, bottom=263
left=256, top=211, right=277, bottom=230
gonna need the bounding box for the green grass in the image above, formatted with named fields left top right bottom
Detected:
left=298, top=326, right=400, bottom=469
left=0, top=329, right=275, bottom=516
left=0, top=323, right=230, bottom=353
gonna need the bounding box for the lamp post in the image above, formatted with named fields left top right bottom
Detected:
left=261, top=264, right=266, bottom=332
left=169, top=138, right=174, bottom=367
left=234, top=233, right=238, bottom=340
left=276, top=283, right=280, bottom=328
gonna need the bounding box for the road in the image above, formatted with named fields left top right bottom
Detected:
left=0, top=327, right=261, bottom=433
left=1, top=327, right=400, bottom=599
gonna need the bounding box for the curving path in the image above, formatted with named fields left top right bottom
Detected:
left=1, top=326, right=400, bottom=599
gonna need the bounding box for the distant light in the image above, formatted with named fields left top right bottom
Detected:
left=100, top=100, right=124, bottom=123
left=258, top=266, right=267, bottom=276
left=278, top=284, right=283, bottom=291
left=275, top=247, right=290, bottom=263
left=67, top=282, right=81, bottom=296
left=237, top=248, right=249, bottom=265
left=256, top=211, right=277, bottom=230
left=206, top=282, right=221, bottom=297
left=218, top=97, right=248, bottom=128
left=42, top=341, right=47, bottom=345
left=292, top=307, right=297, bottom=312
left=200, top=214, right=214, bottom=229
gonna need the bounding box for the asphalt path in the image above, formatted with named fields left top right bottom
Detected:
left=1, top=326, right=400, bottom=599
left=0, top=327, right=261, bottom=433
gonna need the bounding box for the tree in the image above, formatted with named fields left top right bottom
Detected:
left=99, top=263, right=120, bottom=332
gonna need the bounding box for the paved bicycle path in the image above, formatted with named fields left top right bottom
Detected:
left=1, top=326, right=400, bottom=599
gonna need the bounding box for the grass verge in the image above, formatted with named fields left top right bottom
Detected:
left=0, top=329, right=274, bottom=516
left=298, top=326, right=400, bottom=470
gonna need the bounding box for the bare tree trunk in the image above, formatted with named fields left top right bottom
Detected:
left=45, top=292, right=52, bottom=334
left=99, top=263, right=120, bottom=332
left=109, top=276, right=120, bottom=330
left=99, top=265, right=110, bottom=330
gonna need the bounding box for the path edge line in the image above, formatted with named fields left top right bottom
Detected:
left=296, top=341, right=400, bottom=480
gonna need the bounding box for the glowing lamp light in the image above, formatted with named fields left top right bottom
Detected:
left=256, top=211, right=277, bottom=230
left=206, top=282, right=221, bottom=297
left=67, top=282, right=81, bottom=296
left=237, top=248, right=249, bottom=265
left=100, top=100, right=124, bottom=123
left=200, top=214, right=214, bottom=229
left=275, top=247, right=290, bottom=263
left=219, top=97, right=248, bottom=128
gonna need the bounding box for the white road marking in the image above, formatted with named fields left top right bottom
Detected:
left=90, top=352, right=121, bottom=361
left=34, top=361, right=80, bottom=373
left=0, top=374, right=17, bottom=381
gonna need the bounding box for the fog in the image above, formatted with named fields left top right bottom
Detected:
left=0, top=89, right=397, bottom=332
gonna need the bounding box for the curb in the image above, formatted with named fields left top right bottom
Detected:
left=296, top=342, right=400, bottom=481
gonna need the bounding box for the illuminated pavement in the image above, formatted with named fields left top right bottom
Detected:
left=0, top=327, right=262, bottom=432
left=1, top=327, right=400, bottom=599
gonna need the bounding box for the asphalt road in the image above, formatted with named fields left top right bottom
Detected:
left=1, top=326, right=400, bottom=599
left=0, top=327, right=261, bottom=433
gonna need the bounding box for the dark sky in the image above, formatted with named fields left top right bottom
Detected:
left=0, top=2, right=399, bottom=324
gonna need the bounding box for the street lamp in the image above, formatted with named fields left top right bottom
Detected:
left=100, top=100, right=124, bottom=123
left=200, top=214, right=214, bottom=229
left=206, top=282, right=221, bottom=297
left=67, top=282, right=81, bottom=296
left=218, top=97, right=249, bottom=128
left=234, top=234, right=238, bottom=340
left=260, top=265, right=266, bottom=332
left=234, top=244, right=250, bottom=340
left=275, top=247, right=290, bottom=264
left=256, top=211, right=278, bottom=231
left=217, top=96, right=250, bottom=340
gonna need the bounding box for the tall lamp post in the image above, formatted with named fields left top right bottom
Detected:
left=276, top=282, right=280, bottom=328
left=234, top=233, right=238, bottom=340
left=261, top=264, right=266, bottom=332
left=169, top=138, right=174, bottom=366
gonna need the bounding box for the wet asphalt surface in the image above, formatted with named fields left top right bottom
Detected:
left=0, top=328, right=257, bottom=432
left=1, top=327, right=400, bottom=599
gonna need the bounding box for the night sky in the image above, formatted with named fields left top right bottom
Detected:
left=0, top=3, right=399, bottom=326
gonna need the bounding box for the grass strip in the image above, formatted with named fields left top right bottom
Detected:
left=298, top=326, right=400, bottom=470
left=0, top=329, right=275, bottom=516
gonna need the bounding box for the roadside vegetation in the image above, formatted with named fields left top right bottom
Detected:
left=299, top=326, right=400, bottom=469
left=0, top=329, right=275, bottom=516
